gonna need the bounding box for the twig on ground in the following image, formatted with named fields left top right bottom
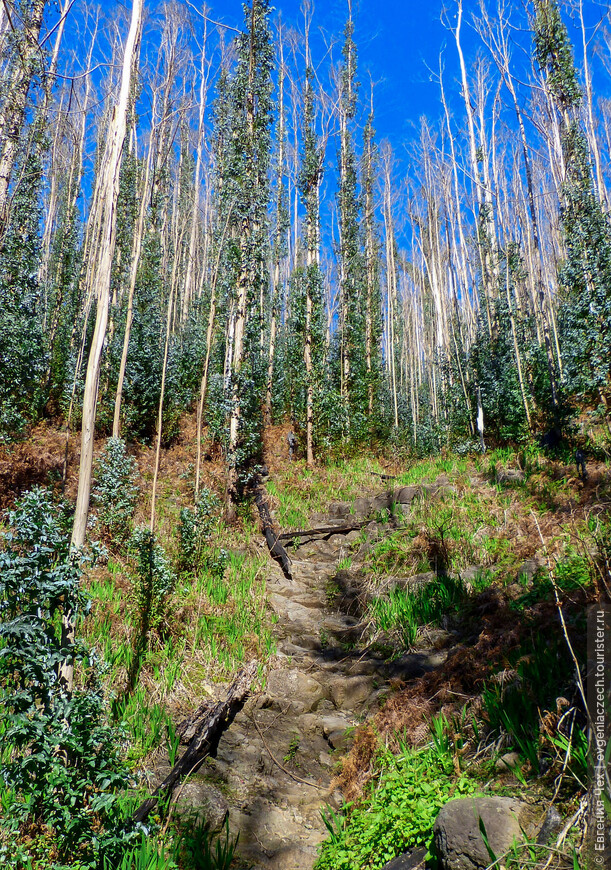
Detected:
left=251, top=714, right=327, bottom=790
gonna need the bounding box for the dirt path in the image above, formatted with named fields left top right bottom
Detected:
left=172, top=485, right=450, bottom=870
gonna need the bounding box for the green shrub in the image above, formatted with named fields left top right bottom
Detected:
left=178, top=488, right=220, bottom=574
left=93, top=439, right=140, bottom=544
left=0, top=488, right=137, bottom=868
left=315, top=740, right=477, bottom=870
left=128, top=528, right=176, bottom=649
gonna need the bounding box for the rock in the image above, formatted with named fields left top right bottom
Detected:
left=266, top=669, right=326, bottom=713
left=320, top=714, right=355, bottom=750
left=328, top=675, right=375, bottom=711
left=329, top=501, right=350, bottom=518
left=381, top=848, right=427, bottom=869
left=174, top=781, right=229, bottom=832
left=536, top=806, right=563, bottom=845
left=495, top=751, right=521, bottom=771
left=458, top=566, right=487, bottom=590
left=320, top=714, right=353, bottom=738
left=433, top=797, right=543, bottom=870
left=394, top=485, right=419, bottom=504
left=353, top=497, right=371, bottom=519
left=372, top=493, right=393, bottom=512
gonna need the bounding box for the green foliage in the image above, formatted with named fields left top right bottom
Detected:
left=481, top=629, right=578, bottom=775
left=367, top=575, right=465, bottom=649
left=129, top=528, right=175, bottom=637
left=106, top=835, right=177, bottom=870
left=314, top=740, right=477, bottom=870
left=0, top=488, right=136, bottom=868
left=211, top=0, right=274, bottom=483
left=93, top=439, right=140, bottom=544
left=557, top=123, right=611, bottom=409
left=178, top=487, right=221, bottom=574
left=533, top=0, right=581, bottom=111
left=176, top=817, right=239, bottom=870
left=0, top=142, right=47, bottom=438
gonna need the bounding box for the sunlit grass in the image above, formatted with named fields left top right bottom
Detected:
left=267, top=455, right=391, bottom=528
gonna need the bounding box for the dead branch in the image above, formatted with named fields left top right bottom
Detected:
left=253, top=480, right=293, bottom=579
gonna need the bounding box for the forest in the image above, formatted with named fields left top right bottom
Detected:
left=0, top=0, right=610, bottom=868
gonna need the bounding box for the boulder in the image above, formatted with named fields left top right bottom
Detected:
left=433, top=796, right=542, bottom=870
left=265, top=669, right=326, bottom=714
left=329, top=501, right=351, bottom=518
left=394, top=485, right=419, bottom=504
left=175, top=781, right=229, bottom=832
left=372, top=493, right=394, bottom=512
left=353, top=497, right=371, bottom=519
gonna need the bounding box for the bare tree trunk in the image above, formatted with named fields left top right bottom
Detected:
left=0, top=0, right=46, bottom=237
left=113, top=90, right=158, bottom=437
left=182, top=24, right=210, bottom=322
left=71, top=0, right=143, bottom=550
left=264, top=23, right=286, bottom=426
left=363, top=96, right=376, bottom=416
left=62, top=0, right=142, bottom=698
left=382, top=146, right=399, bottom=428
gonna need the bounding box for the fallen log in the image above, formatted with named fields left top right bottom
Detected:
left=277, top=522, right=367, bottom=542
left=131, top=662, right=258, bottom=824
left=252, top=480, right=293, bottom=579
left=176, top=700, right=215, bottom=745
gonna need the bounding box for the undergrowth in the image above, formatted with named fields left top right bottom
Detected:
left=315, top=730, right=479, bottom=870
left=315, top=446, right=607, bottom=870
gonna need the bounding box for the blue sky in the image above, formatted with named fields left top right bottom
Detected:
left=207, top=0, right=610, bottom=151
left=213, top=0, right=454, bottom=147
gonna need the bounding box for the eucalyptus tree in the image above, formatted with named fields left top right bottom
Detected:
left=534, top=0, right=611, bottom=423
left=336, top=9, right=367, bottom=434
left=298, top=50, right=326, bottom=464
left=217, top=0, right=274, bottom=516
left=71, top=0, right=143, bottom=552
left=0, top=0, right=46, bottom=237
left=263, top=16, right=289, bottom=428
left=362, top=94, right=382, bottom=422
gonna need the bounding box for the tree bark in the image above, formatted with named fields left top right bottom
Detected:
left=71, top=0, right=143, bottom=550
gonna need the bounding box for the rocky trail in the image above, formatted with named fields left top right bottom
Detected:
left=165, top=480, right=454, bottom=870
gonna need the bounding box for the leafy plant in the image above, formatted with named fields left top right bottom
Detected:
left=93, top=438, right=140, bottom=544
left=0, top=488, right=137, bottom=868
left=178, top=488, right=221, bottom=574
left=125, top=528, right=176, bottom=692
left=367, top=575, right=465, bottom=649
left=176, top=817, right=239, bottom=870
left=314, top=740, right=477, bottom=870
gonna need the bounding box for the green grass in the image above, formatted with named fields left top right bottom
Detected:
left=366, top=575, right=466, bottom=649
left=266, top=456, right=395, bottom=529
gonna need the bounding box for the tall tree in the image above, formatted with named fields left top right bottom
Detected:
left=71, top=0, right=143, bottom=550
left=220, top=0, right=274, bottom=516
left=534, top=0, right=611, bottom=423
left=0, top=0, right=47, bottom=237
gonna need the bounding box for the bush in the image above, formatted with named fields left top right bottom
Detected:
left=0, top=488, right=137, bottom=868
left=93, top=438, right=140, bottom=544
left=178, top=488, right=221, bottom=574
